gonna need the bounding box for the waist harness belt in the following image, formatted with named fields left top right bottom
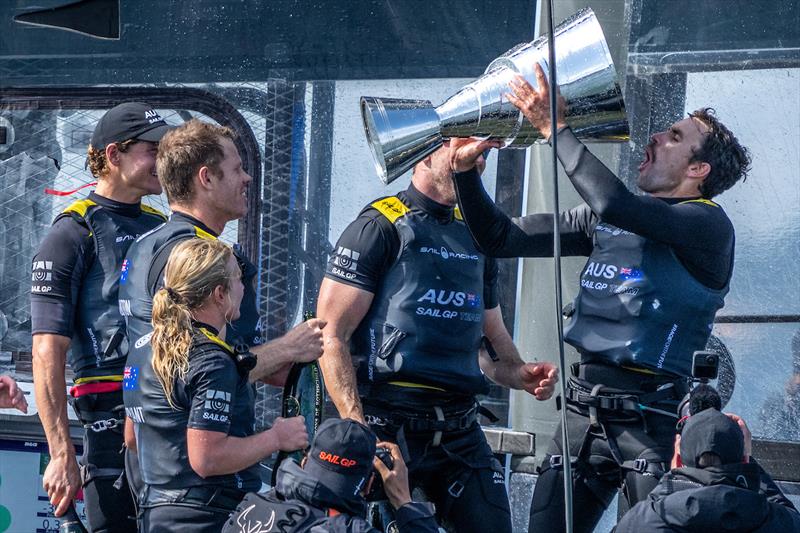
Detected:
left=364, top=401, right=497, bottom=433
left=565, top=377, right=680, bottom=428
left=546, top=376, right=683, bottom=483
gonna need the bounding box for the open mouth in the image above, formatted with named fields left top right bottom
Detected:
left=638, top=145, right=653, bottom=171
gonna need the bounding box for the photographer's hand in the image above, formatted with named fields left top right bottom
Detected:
left=373, top=441, right=411, bottom=509
left=725, top=412, right=752, bottom=462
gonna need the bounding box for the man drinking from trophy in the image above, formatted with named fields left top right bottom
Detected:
left=316, top=141, right=558, bottom=532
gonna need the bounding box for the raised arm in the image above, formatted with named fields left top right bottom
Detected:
left=452, top=164, right=595, bottom=258
left=508, top=63, right=730, bottom=251
left=554, top=127, right=728, bottom=249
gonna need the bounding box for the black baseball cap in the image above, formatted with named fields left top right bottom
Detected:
left=90, top=102, right=171, bottom=148
left=680, top=408, right=744, bottom=467
left=305, top=418, right=377, bottom=498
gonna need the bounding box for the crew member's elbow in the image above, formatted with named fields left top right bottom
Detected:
left=189, top=454, right=216, bottom=478
left=589, top=189, right=630, bottom=222
left=187, top=441, right=220, bottom=478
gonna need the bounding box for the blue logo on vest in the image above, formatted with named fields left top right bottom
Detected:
left=466, top=293, right=481, bottom=307
left=618, top=267, right=643, bottom=281
left=120, top=259, right=131, bottom=284
left=123, top=366, right=139, bottom=390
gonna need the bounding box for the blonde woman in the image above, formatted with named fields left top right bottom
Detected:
left=127, top=239, right=307, bottom=532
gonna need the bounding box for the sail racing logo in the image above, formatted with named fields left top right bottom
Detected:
left=419, top=246, right=478, bottom=261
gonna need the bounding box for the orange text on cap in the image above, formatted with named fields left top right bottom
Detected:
left=319, top=451, right=358, bottom=467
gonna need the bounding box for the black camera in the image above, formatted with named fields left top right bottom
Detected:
left=691, top=350, right=719, bottom=380
left=366, top=447, right=394, bottom=502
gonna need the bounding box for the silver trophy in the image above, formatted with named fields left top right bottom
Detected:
left=361, top=7, right=630, bottom=184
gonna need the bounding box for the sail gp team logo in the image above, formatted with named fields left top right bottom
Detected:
left=31, top=261, right=53, bottom=281
left=332, top=247, right=359, bottom=272
left=32, top=260, right=54, bottom=293
left=204, top=390, right=231, bottom=413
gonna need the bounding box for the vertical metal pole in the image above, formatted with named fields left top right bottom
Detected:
left=545, top=1, right=574, bottom=531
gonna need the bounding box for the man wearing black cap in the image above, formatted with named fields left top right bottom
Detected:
left=224, top=418, right=438, bottom=532
left=31, top=102, right=170, bottom=532
left=615, top=409, right=800, bottom=532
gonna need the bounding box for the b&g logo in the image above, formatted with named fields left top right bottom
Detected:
left=332, top=247, right=360, bottom=272
left=204, top=390, right=231, bottom=413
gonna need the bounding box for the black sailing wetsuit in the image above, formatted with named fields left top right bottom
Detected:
left=120, top=211, right=261, bottom=519
left=325, top=184, right=512, bottom=532
left=453, top=127, right=736, bottom=533
left=31, top=192, right=166, bottom=533
left=132, top=324, right=259, bottom=533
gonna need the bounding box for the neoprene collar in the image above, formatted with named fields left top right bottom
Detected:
left=88, top=191, right=144, bottom=218
left=170, top=211, right=219, bottom=238
left=405, top=183, right=457, bottom=223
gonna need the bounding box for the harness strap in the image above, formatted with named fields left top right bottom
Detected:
left=588, top=384, right=603, bottom=427
left=478, top=404, right=500, bottom=423
left=83, top=418, right=124, bottom=433
left=101, top=328, right=126, bottom=360
left=71, top=401, right=126, bottom=433
left=549, top=380, right=670, bottom=484
left=439, top=467, right=472, bottom=518
left=566, top=378, right=678, bottom=422
left=432, top=406, right=445, bottom=447
left=620, top=458, right=666, bottom=477
left=82, top=465, right=125, bottom=486
left=365, top=403, right=480, bottom=433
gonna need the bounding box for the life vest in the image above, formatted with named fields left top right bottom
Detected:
left=564, top=200, right=729, bottom=377
left=351, top=196, right=489, bottom=395
left=58, top=198, right=165, bottom=380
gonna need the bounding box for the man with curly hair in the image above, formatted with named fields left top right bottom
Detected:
left=31, top=102, right=170, bottom=532
left=449, top=64, right=752, bottom=532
